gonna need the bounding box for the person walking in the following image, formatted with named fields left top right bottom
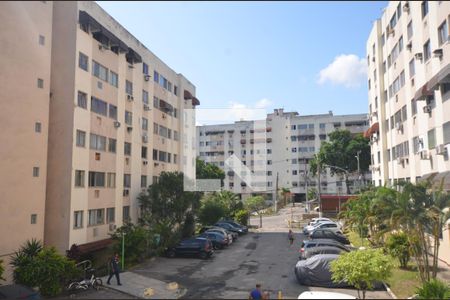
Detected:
left=288, top=229, right=294, bottom=246
left=107, top=253, right=122, bottom=286
left=249, top=283, right=263, bottom=300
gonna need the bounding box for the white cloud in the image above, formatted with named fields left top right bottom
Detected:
left=317, top=54, right=367, bottom=88
left=254, top=98, right=273, bottom=109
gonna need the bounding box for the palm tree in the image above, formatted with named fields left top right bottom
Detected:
left=214, top=190, right=241, bottom=218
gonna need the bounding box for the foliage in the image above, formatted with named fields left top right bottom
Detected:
left=0, top=259, right=4, bottom=283
left=214, top=190, right=243, bottom=218
left=181, top=211, right=196, bottom=238
left=330, top=249, right=393, bottom=299
left=196, top=158, right=225, bottom=184
left=235, top=209, right=250, bottom=226
left=10, top=241, right=79, bottom=297
left=198, top=194, right=227, bottom=225
left=415, top=279, right=450, bottom=299
left=244, top=196, right=267, bottom=213
left=385, top=232, right=411, bottom=268
left=110, top=223, right=150, bottom=264
left=309, top=130, right=370, bottom=194
left=307, top=188, right=318, bottom=201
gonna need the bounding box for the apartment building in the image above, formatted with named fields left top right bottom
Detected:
left=0, top=1, right=53, bottom=282
left=366, top=0, right=450, bottom=263
left=197, top=109, right=369, bottom=201
left=0, top=1, right=199, bottom=279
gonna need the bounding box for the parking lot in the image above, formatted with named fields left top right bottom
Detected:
left=127, top=209, right=391, bottom=299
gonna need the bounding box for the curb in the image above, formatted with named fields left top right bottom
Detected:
left=102, top=285, right=139, bottom=299
left=383, top=282, right=397, bottom=299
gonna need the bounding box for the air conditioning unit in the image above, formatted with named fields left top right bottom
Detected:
left=127, top=94, right=134, bottom=102
left=415, top=53, right=423, bottom=60
left=436, top=144, right=447, bottom=155
left=144, top=74, right=151, bottom=81
left=406, top=42, right=412, bottom=51
left=143, top=160, right=148, bottom=165
left=423, top=105, right=432, bottom=113
left=387, top=27, right=395, bottom=36
left=372, top=133, right=379, bottom=142
left=127, top=126, right=133, bottom=132
left=143, top=104, right=151, bottom=111
left=142, top=135, right=148, bottom=143
left=420, top=150, right=429, bottom=160
left=113, top=121, right=121, bottom=128
left=397, top=157, right=404, bottom=165
left=108, top=224, right=116, bottom=231
left=403, top=1, right=410, bottom=12
left=433, top=49, right=443, bottom=58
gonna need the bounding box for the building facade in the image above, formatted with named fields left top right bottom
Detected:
left=0, top=1, right=199, bottom=281
left=197, top=109, right=369, bottom=202
left=366, top=0, right=450, bottom=263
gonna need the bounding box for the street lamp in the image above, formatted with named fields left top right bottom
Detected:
left=355, top=150, right=361, bottom=192
left=121, top=233, right=126, bottom=271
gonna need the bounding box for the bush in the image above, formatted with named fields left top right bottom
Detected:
left=416, top=279, right=450, bottom=299
left=385, top=232, right=410, bottom=268
left=198, top=197, right=226, bottom=226
left=10, top=239, right=43, bottom=286
left=110, top=223, right=150, bottom=265
left=235, top=209, right=249, bottom=226
left=0, top=259, right=4, bottom=283
left=181, top=212, right=196, bottom=238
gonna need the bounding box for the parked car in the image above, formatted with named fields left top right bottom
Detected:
left=214, top=222, right=245, bottom=235
left=300, top=239, right=352, bottom=253
left=294, top=254, right=351, bottom=288
left=309, top=229, right=350, bottom=245
left=199, top=226, right=237, bottom=242
left=299, top=246, right=348, bottom=260
left=298, top=291, right=356, bottom=299
left=166, top=237, right=213, bottom=259
left=303, top=218, right=333, bottom=234
left=220, top=219, right=248, bottom=233
left=0, top=284, right=41, bottom=299
left=304, top=221, right=341, bottom=236
left=198, top=232, right=229, bottom=249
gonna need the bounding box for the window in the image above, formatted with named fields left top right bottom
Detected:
left=108, top=138, right=116, bottom=153
left=76, top=130, right=86, bottom=147
left=381, top=33, right=385, bottom=46
left=387, top=149, right=391, bottom=161
left=411, top=99, right=417, bottom=116
left=75, top=170, right=85, bottom=187
left=31, top=214, right=37, bottom=224
left=37, top=78, right=44, bottom=89
left=124, top=142, right=131, bottom=156
left=38, top=34, right=45, bottom=45
left=438, top=20, right=448, bottom=46
left=153, top=71, right=159, bottom=83
left=407, top=21, right=413, bottom=40
left=123, top=206, right=130, bottom=222
left=79, top=52, right=88, bottom=71
left=382, top=61, right=386, bottom=73
left=159, top=151, right=167, bottom=162
left=174, top=154, right=177, bottom=164
left=409, top=59, right=415, bottom=78
left=423, top=40, right=431, bottom=62
left=398, top=35, right=403, bottom=52
left=125, top=111, right=132, bottom=126
left=402, top=105, right=407, bottom=121
left=443, top=121, right=450, bottom=144
left=88, top=209, right=104, bottom=226
left=421, top=1, right=428, bottom=19
left=174, top=108, right=178, bottom=118
left=90, top=133, right=106, bottom=151
left=174, top=85, right=178, bottom=96
left=142, top=90, right=149, bottom=104
left=105, top=172, right=115, bottom=188
left=428, top=128, right=436, bottom=149
left=142, top=146, right=147, bottom=159
left=153, top=149, right=158, bottom=160
left=141, top=175, right=147, bottom=188
left=74, top=211, right=83, bottom=228
left=126, top=80, right=133, bottom=95
left=92, top=60, right=108, bottom=81
left=109, top=71, right=118, bottom=87
left=77, top=91, right=87, bottom=109
left=153, top=123, right=158, bottom=134
left=35, top=122, right=41, bottom=133
left=168, top=81, right=172, bottom=92
left=390, top=13, right=397, bottom=29
left=143, top=62, right=149, bottom=75
left=91, top=97, right=107, bottom=116
left=107, top=208, right=115, bottom=223
left=33, top=167, right=39, bottom=177
left=174, top=130, right=179, bottom=141
left=142, top=117, right=148, bottom=131
left=88, top=172, right=105, bottom=187
left=396, top=2, right=401, bottom=19
left=108, top=104, right=117, bottom=120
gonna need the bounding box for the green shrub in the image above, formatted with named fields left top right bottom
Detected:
left=0, top=259, right=5, bottom=283
left=110, top=223, right=150, bottom=265
left=416, top=279, right=450, bottom=299
left=385, top=232, right=410, bottom=268
left=198, top=197, right=226, bottom=226
left=10, top=239, right=43, bottom=286
left=181, top=212, right=196, bottom=238
left=235, top=209, right=249, bottom=226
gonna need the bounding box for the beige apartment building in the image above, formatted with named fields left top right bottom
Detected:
left=366, top=0, right=450, bottom=263
left=0, top=1, right=199, bottom=282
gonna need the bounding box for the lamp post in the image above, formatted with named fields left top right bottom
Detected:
left=355, top=150, right=361, bottom=192
left=121, top=233, right=125, bottom=271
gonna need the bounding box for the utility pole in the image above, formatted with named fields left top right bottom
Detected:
left=355, top=150, right=361, bottom=192
left=304, top=163, right=308, bottom=212
left=274, top=172, right=279, bottom=212
left=317, top=163, right=322, bottom=218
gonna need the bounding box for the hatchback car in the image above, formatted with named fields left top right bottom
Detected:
left=166, top=237, right=213, bottom=259
left=220, top=219, right=248, bottom=233
left=309, top=229, right=350, bottom=245
left=198, top=232, right=229, bottom=249
left=199, top=226, right=237, bottom=242
left=214, top=222, right=244, bottom=235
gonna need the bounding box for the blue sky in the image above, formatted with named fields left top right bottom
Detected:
left=98, top=1, right=387, bottom=121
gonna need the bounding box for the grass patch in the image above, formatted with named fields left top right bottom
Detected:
left=386, top=262, right=421, bottom=299
left=346, top=230, right=371, bottom=248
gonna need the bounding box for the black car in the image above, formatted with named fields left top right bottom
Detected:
left=299, top=246, right=348, bottom=260
left=309, top=229, right=350, bottom=245
left=300, top=239, right=352, bottom=252
left=220, top=219, right=248, bottom=233
left=214, top=222, right=244, bottom=235
left=199, top=226, right=238, bottom=241
left=198, top=232, right=229, bottom=249
left=166, top=237, right=213, bottom=259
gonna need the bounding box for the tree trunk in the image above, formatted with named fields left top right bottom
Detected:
left=345, top=174, right=351, bottom=195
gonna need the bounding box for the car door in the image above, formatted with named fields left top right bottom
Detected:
left=176, top=240, right=189, bottom=255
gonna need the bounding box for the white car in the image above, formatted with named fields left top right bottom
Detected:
left=303, top=218, right=332, bottom=234
left=305, top=221, right=342, bottom=236
left=298, top=291, right=356, bottom=299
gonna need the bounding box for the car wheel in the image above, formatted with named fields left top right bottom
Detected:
left=199, top=251, right=208, bottom=259
left=167, top=250, right=176, bottom=258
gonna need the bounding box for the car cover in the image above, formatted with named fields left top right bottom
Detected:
left=294, top=254, right=350, bottom=288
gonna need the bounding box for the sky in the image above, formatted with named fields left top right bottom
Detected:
left=97, top=1, right=387, bottom=123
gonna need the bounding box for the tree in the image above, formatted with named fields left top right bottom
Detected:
left=330, top=249, right=393, bottom=299
left=385, top=232, right=410, bottom=268
left=196, top=158, right=225, bottom=184
left=235, top=209, right=250, bottom=226
left=280, top=187, right=291, bottom=207
left=245, top=196, right=267, bottom=228
left=214, top=190, right=243, bottom=218
left=198, top=194, right=227, bottom=225
left=309, top=130, right=370, bottom=194
left=0, top=259, right=5, bottom=284
left=110, top=223, right=150, bottom=265
left=10, top=239, right=43, bottom=285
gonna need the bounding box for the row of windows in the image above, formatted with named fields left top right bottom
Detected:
left=290, top=134, right=327, bottom=141
left=153, top=123, right=179, bottom=141
left=153, top=96, right=178, bottom=117
left=73, top=206, right=130, bottom=228
left=153, top=71, right=178, bottom=95
left=388, top=70, right=405, bottom=98
left=152, top=149, right=178, bottom=164
left=291, top=124, right=325, bottom=130
left=292, top=147, right=315, bottom=153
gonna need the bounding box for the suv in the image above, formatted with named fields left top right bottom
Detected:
left=309, top=229, right=350, bottom=245
left=198, top=232, right=229, bottom=249
left=199, top=226, right=237, bottom=242
left=305, top=221, right=341, bottom=236
left=220, top=219, right=248, bottom=233
left=214, top=222, right=244, bottom=235
left=166, top=237, right=213, bottom=259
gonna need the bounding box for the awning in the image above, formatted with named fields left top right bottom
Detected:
left=414, top=63, right=450, bottom=101
left=192, top=97, right=200, bottom=106
left=431, top=171, right=450, bottom=191
left=184, top=90, right=193, bottom=100
left=364, top=122, right=379, bottom=138
left=414, top=83, right=435, bottom=101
